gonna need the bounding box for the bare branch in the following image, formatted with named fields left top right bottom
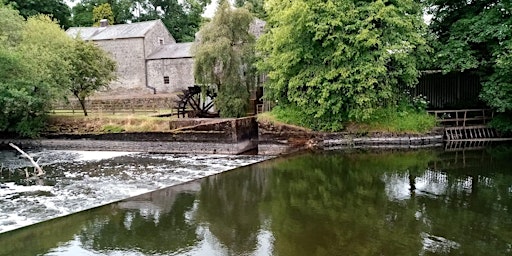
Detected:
left=8, top=143, right=45, bottom=176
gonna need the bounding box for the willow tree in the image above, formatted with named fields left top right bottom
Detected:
left=257, top=0, right=428, bottom=131
left=193, top=0, right=256, bottom=118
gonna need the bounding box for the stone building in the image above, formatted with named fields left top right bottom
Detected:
left=67, top=20, right=191, bottom=96
left=66, top=19, right=266, bottom=98
left=146, top=42, right=195, bottom=94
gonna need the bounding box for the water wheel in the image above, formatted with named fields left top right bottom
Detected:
left=175, top=85, right=218, bottom=118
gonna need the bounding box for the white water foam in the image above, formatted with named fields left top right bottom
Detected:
left=0, top=150, right=270, bottom=233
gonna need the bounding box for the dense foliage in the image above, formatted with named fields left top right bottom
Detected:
left=257, top=0, right=428, bottom=131
left=193, top=0, right=256, bottom=118
left=71, top=0, right=210, bottom=42
left=92, top=3, right=115, bottom=26
left=71, top=0, right=133, bottom=26
left=234, top=0, right=266, bottom=19
left=427, top=0, right=512, bottom=131
left=7, top=0, right=71, bottom=28
left=0, top=3, right=116, bottom=137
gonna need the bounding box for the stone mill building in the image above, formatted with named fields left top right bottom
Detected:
left=66, top=19, right=266, bottom=100
left=66, top=20, right=195, bottom=97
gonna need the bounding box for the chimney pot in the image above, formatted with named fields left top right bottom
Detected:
left=100, top=19, right=109, bottom=27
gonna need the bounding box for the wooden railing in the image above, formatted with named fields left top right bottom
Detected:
left=427, top=109, right=494, bottom=127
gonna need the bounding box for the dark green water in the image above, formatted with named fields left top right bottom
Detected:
left=1, top=147, right=512, bottom=256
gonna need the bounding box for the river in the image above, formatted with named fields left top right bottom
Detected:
left=1, top=145, right=511, bottom=255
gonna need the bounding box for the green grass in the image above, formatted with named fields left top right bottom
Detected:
left=260, top=106, right=437, bottom=134
left=361, top=107, right=437, bottom=134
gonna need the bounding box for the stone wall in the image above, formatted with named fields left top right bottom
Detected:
left=96, top=38, right=149, bottom=95
left=258, top=120, right=445, bottom=155
left=2, top=118, right=259, bottom=155
left=146, top=58, right=195, bottom=93
left=143, top=21, right=175, bottom=58
left=53, top=96, right=175, bottom=114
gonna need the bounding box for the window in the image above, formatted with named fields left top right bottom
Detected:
left=158, top=38, right=164, bottom=45
left=164, top=76, right=170, bottom=84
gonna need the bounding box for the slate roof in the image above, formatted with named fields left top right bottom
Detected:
left=66, top=20, right=161, bottom=41
left=146, top=42, right=194, bottom=60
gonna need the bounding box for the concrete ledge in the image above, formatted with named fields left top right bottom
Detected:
left=1, top=139, right=257, bottom=155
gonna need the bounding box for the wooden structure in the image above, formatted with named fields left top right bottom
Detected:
left=174, top=85, right=218, bottom=118
left=417, top=71, right=483, bottom=109
left=428, top=109, right=512, bottom=148
left=427, top=109, right=494, bottom=127
left=444, top=125, right=499, bottom=141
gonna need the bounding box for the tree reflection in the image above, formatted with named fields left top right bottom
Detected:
left=79, top=191, right=199, bottom=254
left=195, top=164, right=271, bottom=255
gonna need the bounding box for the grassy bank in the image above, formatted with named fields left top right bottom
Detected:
left=46, top=114, right=171, bottom=134
left=258, top=107, right=437, bottom=134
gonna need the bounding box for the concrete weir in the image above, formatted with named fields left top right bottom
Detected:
left=3, top=117, right=259, bottom=155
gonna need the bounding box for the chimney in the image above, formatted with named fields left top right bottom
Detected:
left=99, top=19, right=109, bottom=28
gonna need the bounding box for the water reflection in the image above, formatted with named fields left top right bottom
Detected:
left=1, top=146, right=511, bottom=255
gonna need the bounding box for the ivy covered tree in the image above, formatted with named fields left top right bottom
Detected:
left=193, top=0, right=256, bottom=118
left=257, top=0, right=428, bottom=131
left=427, top=0, right=512, bottom=117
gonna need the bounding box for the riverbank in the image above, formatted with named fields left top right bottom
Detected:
left=0, top=115, right=445, bottom=155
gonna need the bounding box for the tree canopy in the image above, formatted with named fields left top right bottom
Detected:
left=72, top=0, right=211, bottom=42
left=234, top=0, right=266, bottom=19
left=193, top=0, right=256, bottom=117
left=93, top=3, right=115, bottom=26
left=0, top=3, right=117, bottom=136
left=72, top=0, right=134, bottom=27
left=427, top=0, right=512, bottom=113
left=7, top=0, right=71, bottom=28
left=257, top=0, right=428, bottom=130
left=0, top=5, right=74, bottom=137
left=68, top=39, right=117, bottom=116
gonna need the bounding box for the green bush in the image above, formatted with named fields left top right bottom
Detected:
left=489, top=113, right=512, bottom=134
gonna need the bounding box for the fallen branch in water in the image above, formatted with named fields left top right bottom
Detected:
left=9, top=143, right=44, bottom=176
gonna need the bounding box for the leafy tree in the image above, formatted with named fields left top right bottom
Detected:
left=427, top=0, right=512, bottom=116
left=7, top=0, right=71, bottom=28
left=193, top=0, right=256, bottom=117
left=68, top=39, right=117, bottom=116
left=93, top=3, right=115, bottom=26
left=234, top=0, right=266, bottom=19
left=0, top=6, right=73, bottom=137
left=72, top=0, right=133, bottom=27
left=133, top=0, right=211, bottom=42
left=18, top=15, right=75, bottom=96
left=257, top=0, right=428, bottom=131
left=0, top=2, right=24, bottom=46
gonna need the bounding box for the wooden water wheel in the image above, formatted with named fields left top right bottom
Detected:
left=175, top=85, right=218, bottom=118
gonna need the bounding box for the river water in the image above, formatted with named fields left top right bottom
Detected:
left=1, top=146, right=512, bottom=255
left=0, top=150, right=269, bottom=233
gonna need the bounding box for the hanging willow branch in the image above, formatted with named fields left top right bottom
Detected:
left=9, top=143, right=44, bottom=176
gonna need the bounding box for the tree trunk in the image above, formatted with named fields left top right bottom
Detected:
left=78, top=97, right=88, bottom=116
